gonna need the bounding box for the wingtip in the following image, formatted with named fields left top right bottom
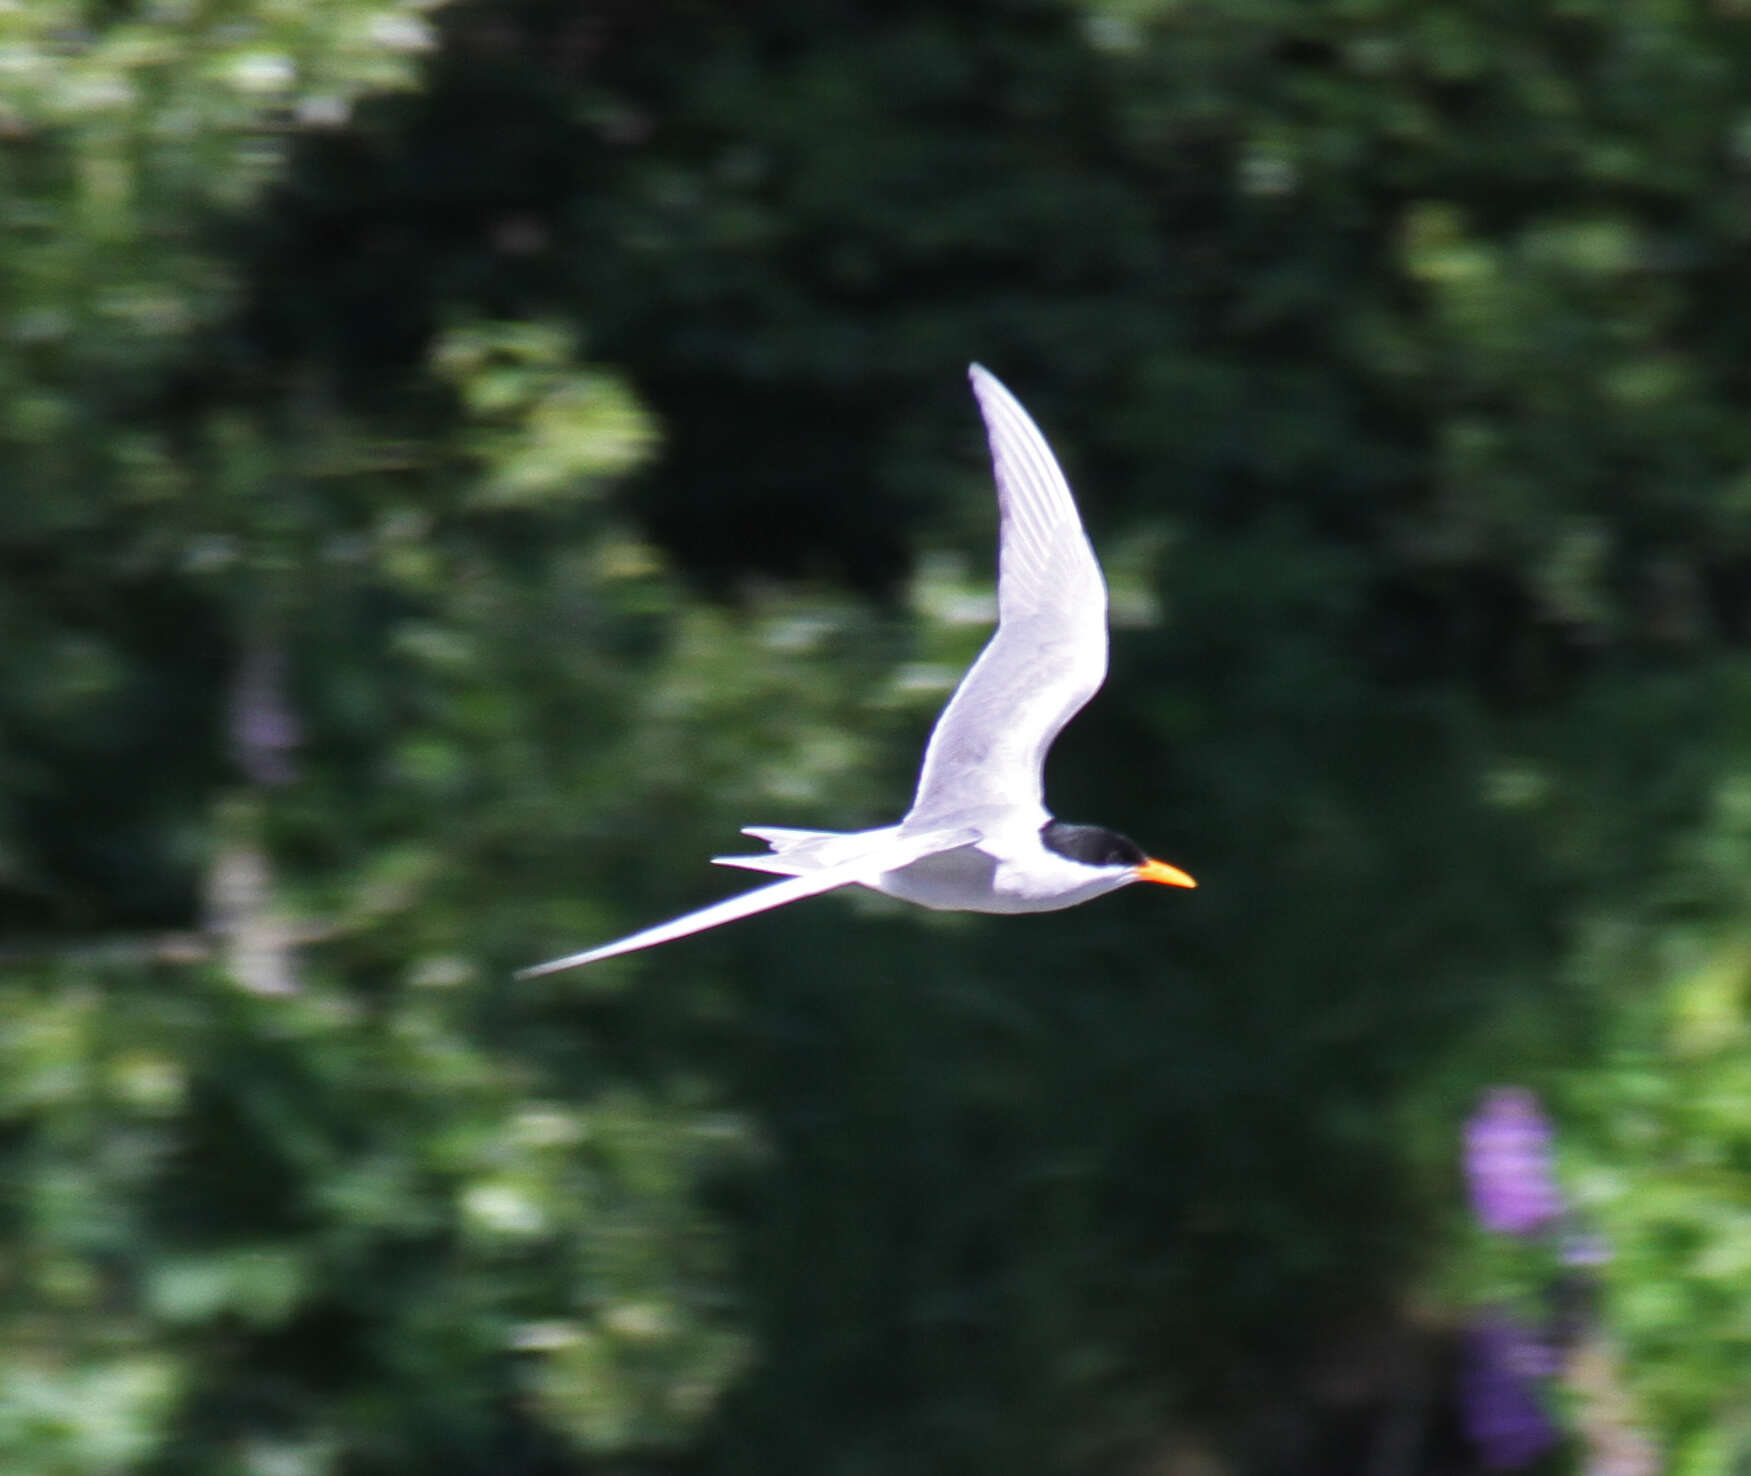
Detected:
left=514, top=951, right=598, bottom=980
left=967, top=363, right=1020, bottom=409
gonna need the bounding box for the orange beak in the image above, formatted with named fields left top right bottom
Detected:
left=1135, top=857, right=1197, bottom=889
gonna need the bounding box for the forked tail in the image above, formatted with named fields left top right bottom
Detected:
left=712, top=825, right=868, bottom=877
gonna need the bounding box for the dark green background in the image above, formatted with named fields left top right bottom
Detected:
left=4, top=1, right=1749, bottom=1471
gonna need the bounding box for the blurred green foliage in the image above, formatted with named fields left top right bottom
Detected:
left=10, top=0, right=1751, bottom=1472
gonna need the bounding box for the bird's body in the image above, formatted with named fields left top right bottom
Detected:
left=876, top=832, right=1137, bottom=915
left=519, top=365, right=1194, bottom=978
left=719, top=815, right=1137, bottom=914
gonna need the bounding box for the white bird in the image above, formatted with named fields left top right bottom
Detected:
left=518, top=364, right=1195, bottom=978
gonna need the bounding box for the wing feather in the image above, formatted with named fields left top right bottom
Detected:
left=903, top=365, right=1108, bottom=827
left=517, top=827, right=976, bottom=976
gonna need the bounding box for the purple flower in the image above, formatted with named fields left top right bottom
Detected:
left=1465, top=1087, right=1563, bottom=1237
left=1460, top=1313, right=1562, bottom=1470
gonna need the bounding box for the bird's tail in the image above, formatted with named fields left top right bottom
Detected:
left=711, top=825, right=878, bottom=877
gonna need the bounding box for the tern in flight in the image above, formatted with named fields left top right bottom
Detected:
left=519, top=365, right=1195, bottom=977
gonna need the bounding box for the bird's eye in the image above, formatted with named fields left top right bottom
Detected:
left=1104, top=836, right=1136, bottom=865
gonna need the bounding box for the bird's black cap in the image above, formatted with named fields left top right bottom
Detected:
left=1040, top=820, right=1148, bottom=869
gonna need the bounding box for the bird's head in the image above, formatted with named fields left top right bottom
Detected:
left=1040, top=821, right=1196, bottom=889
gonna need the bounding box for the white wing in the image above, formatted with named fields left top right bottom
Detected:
left=903, top=365, right=1108, bottom=828
left=517, top=827, right=976, bottom=976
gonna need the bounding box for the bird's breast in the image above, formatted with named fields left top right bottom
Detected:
left=868, top=842, right=1128, bottom=915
